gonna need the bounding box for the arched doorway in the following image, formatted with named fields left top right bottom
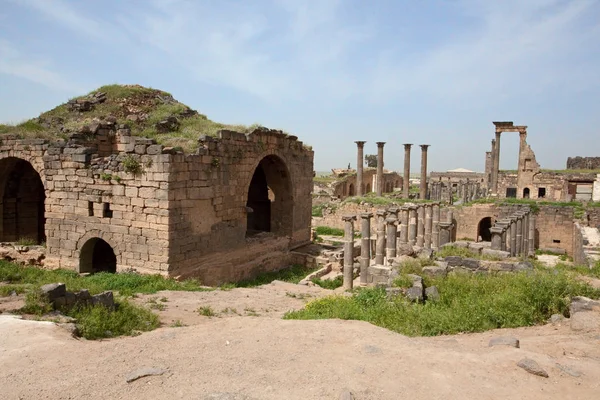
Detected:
left=478, top=217, right=492, bottom=242
left=348, top=184, right=355, bottom=196
left=366, top=183, right=371, bottom=193
left=0, top=157, right=45, bottom=243
left=523, top=188, right=530, bottom=199
left=79, top=238, right=117, bottom=273
left=246, top=155, right=293, bottom=237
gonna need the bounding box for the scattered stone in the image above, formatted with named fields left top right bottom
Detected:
left=515, top=261, right=533, bottom=270
left=155, top=116, right=180, bottom=133
left=417, top=248, right=434, bottom=259
left=58, top=323, right=79, bottom=337
left=570, top=296, right=600, bottom=315
left=556, top=363, right=582, bottom=377
left=422, top=265, right=448, bottom=277
left=570, top=312, right=600, bottom=331
left=461, top=258, right=480, bottom=270
left=339, top=388, right=354, bottom=400
left=125, top=367, right=168, bottom=383
left=425, top=286, right=440, bottom=301
left=40, top=283, right=66, bottom=301
left=396, top=243, right=415, bottom=257
left=489, top=336, right=520, bottom=348
left=482, top=249, right=510, bottom=259
left=40, top=310, right=76, bottom=324
left=406, top=286, right=424, bottom=303
left=91, top=291, right=115, bottom=310
left=444, top=256, right=463, bottom=267
left=517, top=358, right=548, bottom=378
left=549, top=314, right=564, bottom=325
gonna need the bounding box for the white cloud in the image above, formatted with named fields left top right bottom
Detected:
left=0, top=39, right=84, bottom=93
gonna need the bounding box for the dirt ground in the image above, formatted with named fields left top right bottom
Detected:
left=1, top=280, right=600, bottom=400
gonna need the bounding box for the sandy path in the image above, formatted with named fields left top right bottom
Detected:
left=1, top=281, right=599, bottom=400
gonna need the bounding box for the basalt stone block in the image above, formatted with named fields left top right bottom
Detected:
left=425, top=286, right=440, bottom=301
left=444, top=256, right=463, bottom=267
left=40, top=283, right=66, bottom=301
left=461, top=258, right=480, bottom=270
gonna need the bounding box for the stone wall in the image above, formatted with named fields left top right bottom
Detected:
left=567, top=157, right=600, bottom=170
left=0, top=124, right=314, bottom=285
left=585, top=207, right=600, bottom=228
left=572, top=223, right=587, bottom=266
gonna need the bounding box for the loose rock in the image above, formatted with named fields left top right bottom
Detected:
left=517, top=358, right=548, bottom=378
left=488, top=336, right=520, bottom=348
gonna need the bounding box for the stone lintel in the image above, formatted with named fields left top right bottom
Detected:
left=376, top=209, right=388, bottom=216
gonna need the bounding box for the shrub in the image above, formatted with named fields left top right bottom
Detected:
left=310, top=276, right=343, bottom=289
left=314, top=226, right=344, bottom=237
left=122, top=155, right=144, bottom=176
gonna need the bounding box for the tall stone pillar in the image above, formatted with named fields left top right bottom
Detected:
left=416, top=206, right=425, bottom=247
left=385, top=216, right=398, bottom=259
left=403, top=144, right=412, bottom=199
left=491, top=226, right=504, bottom=250
left=515, top=215, right=523, bottom=256
left=408, top=206, right=417, bottom=247
left=509, top=219, right=517, bottom=257
left=432, top=203, right=440, bottom=250
left=489, top=139, right=496, bottom=191
left=419, top=145, right=430, bottom=200
left=376, top=142, right=385, bottom=197
left=424, top=204, right=432, bottom=249
left=375, top=209, right=387, bottom=265
left=399, top=207, right=409, bottom=245
left=522, top=212, right=529, bottom=256
left=342, top=215, right=357, bottom=290
left=359, top=213, right=372, bottom=286
left=355, top=141, right=366, bottom=197
left=492, top=132, right=501, bottom=194
left=528, top=213, right=536, bottom=257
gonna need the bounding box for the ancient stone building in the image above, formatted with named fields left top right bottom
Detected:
left=0, top=125, right=313, bottom=285
left=315, top=168, right=402, bottom=199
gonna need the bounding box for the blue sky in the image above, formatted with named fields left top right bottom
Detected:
left=1, top=0, right=599, bottom=173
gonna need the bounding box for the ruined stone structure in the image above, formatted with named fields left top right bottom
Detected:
left=328, top=168, right=402, bottom=199
left=567, top=157, right=600, bottom=170
left=0, top=125, right=313, bottom=285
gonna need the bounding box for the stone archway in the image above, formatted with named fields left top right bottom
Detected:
left=523, top=188, right=530, bottom=199
left=348, top=183, right=355, bottom=197
left=478, top=217, right=493, bottom=242
left=0, top=157, right=46, bottom=243
left=246, top=155, right=293, bottom=237
left=79, top=238, right=117, bottom=273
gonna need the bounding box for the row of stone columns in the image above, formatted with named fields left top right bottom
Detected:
left=490, top=208, right=535, bottom=257
left=341, top=203, right=448, bottom=290
left=354, top=142, right=431, bottom=200
left=428, top=180, right=484, bottom=204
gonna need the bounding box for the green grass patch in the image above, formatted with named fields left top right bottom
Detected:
left=0, top=260, right=209, bottom=296
left=228, top=264, right=318, bottom=288
left=197, top=306, right=216, bottom=317
left=285, top=269, right=600, bottom=336
left=554, top=262, right=600, bottom=279
left=314, top=226, right=344, bottom=237
left=70, top=299, right=159, bottom=340
left=310, top=276, right=343, bottom=290
left=312, top=205, right=325, bottom=217
left=436, top=245, right=503, bottom=261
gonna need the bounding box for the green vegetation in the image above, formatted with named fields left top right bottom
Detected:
left=312, top=205, right=325, bottom=217
left=16, top=237, right=37, bottom=246
left=0, top=260, right=209, bottom=296
left=310, top=276, right=343, bottom=289
left=313, top=175, right=336, bottom=184
left=342, top=193, right=432, bottom=207
left=285, top=269, right=600, bottom=336
left=70, top=300, right=159, bottom=340
left=314, top=226, right=344, bottom=237
left=0, top=84, right=270, bottom=153
left=435, top=245, right=502, bottom=261
left=197, top=306, right=216, bottom=317
left=554, top=262, right=600, bottom=279
left=122, top=155, right=144, bottom=176
left=541, top=168, right=600, bottom=174
left=221, top=264, right=318, bottom=289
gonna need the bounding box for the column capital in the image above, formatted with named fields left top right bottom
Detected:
left=376, top=209, right=388, bottom=217
left=342, top=215, right=357, bottom=222
left=360, top=212, right=373, bottom=219
left=376, top=141, right=386, bottom=148
left=420, top=144, right=430, bottom=150
left=403, top=143, right=413, bottom=149
left=355, top=141, right=366, bottom=147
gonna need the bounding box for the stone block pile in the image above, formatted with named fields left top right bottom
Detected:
left=41, top=283, right=115, bottom=311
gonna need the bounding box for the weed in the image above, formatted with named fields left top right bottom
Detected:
left=16, top=237, right=37, bottom=246
left=170, top=319, right=186, bottom=328
left=314, top=226, right=344, bottom=237
left=198, top=306, right=216, bottom=317
left=310, top=276, right=343, bottom=290
left=20, top=289, right=53, bottom=315
left=122, top=155, right=144, bottom=176
left=244, top=307, right=259, bottom=317
left=100, top=173, right=113, bottom=181
left=146, top=297, right=166, bottom=311
left=285, top=292, right=312, bottom=300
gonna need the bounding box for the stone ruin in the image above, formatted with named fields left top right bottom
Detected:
left=0, top=124, right=313, bottom=285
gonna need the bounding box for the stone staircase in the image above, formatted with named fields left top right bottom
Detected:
left=581, top=226, right=600, bottom=265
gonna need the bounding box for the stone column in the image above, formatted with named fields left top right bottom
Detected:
left=355, top=141, right=366, bottom=197
left=399, top=207, right=409, bottom=245
left=342, top=215, right=357, bottom=290
left=515, top=215, right=523, bottom=256
left=509, top=219, right=517, bottom=257
left=359, top=212, right=372, bottom=286
left=408, top=206, right=417, bottom=247
left=528, top=213, right=536, bottom=257
left=522, top=212, right=529, bottom=256
left=432, top=203, right=440, bottom=250
left=424, top=204, right=432, bottom=249
left=438, top=222, right=452, bottom=247
left=489, top=139, right=496, bottom=191
left=492, top=132, right=501, bottom=194
left=416, top=206, right=425, bottom=247
left=491, top=226, right=504, bottom=250
left=403, top=144, right=412, bottom=199
left=419, top=145, right=430, bottom=200
left=376, top=142, right=385, bottom=197
left=385, top=216, right=398, bottom=259
left=375, top=209, right=387, bottom=265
